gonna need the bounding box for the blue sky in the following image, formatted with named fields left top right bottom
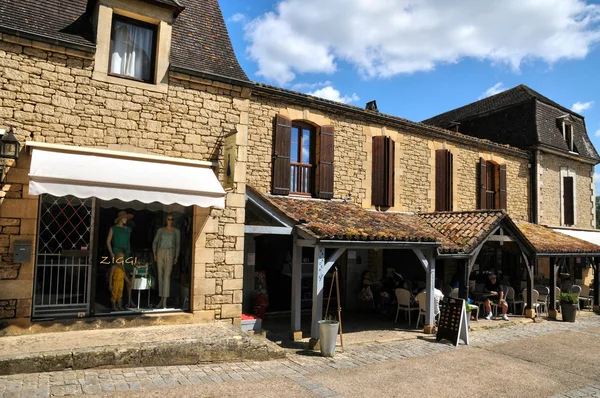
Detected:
left=221, top=0, right=600, bottom=189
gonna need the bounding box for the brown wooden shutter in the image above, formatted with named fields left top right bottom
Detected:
left=372, top=136, right=394, bottom=207
left=478, top=158, right=487, bottom=209
left=272, top=114, right=292, bottom=195
left=498, top=164, right=507, bottom=210
left=435, top=149, right=453, bottom=211
left=319, top=125, right=334, bottom=199
left=563, top=176, right=574, bottom=225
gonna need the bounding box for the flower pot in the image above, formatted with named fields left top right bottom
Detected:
left=560, top=303, right=577, bottom=322
left=318, top=320, right=339, bottom=357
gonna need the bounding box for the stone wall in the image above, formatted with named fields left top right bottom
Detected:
left=0, top=33, right=249, bottom=328
left=538, top=151, right=595, bottom=228
left=247, top=90, right=530, bottom=220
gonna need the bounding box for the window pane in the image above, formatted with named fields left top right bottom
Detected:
left=301, top=129, right=311, bottom=164
left=110, top=19, right=154, bottom=81
left=290, top=127, right=299, bottom=163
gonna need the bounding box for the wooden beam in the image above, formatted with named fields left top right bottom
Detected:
left=297, top=239, right=317, bottom=247
left=244, top=226, right=293, bottom=235
left=413, top=248, right=429, bottom=272
left=487, top=235, right=513, bottom=242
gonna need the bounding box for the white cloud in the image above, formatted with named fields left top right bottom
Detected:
left=595, top=129, right=600, bottom=137
left=594, top=172, right=600, bottom=193
left=478, top=83, right=507, bottom=99
left=230, top=13, right=247, bottom=23
left=243, top=0, right=600, bottom=84
left=572, top=100, right=595, bottom=113
left=307, top=86, right=359, bottom=104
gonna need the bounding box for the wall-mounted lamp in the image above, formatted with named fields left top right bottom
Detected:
left=0, top=126, right=20, bottom=186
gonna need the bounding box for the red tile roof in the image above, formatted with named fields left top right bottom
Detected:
left=419, top=210, right=510, bottom=254
left=260, top=194, right=443, bottom=243
left=514, top=220, right=600, bottom=254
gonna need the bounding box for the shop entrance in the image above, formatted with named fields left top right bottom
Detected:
left=32, top=195, right=95, bottom=319
left=32, top=194, right=193, bottom=320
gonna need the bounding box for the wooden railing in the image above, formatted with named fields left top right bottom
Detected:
left=290, top=163, right=312, bottom=194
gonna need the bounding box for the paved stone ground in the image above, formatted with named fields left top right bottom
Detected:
left=1, top=316, right=599, bottom=397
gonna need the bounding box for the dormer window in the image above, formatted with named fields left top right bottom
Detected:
left=109, top=16, right=157, bottom=83
left=558, top=115, right=578, bottom=153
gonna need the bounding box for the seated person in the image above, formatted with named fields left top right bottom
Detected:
left=414, top=283, right=444, bottom=316
left=358, top=271, right=378, bottom=305
left=403, top=280, right=418, bottom=307
left=484, top=274, right=509, bottom=321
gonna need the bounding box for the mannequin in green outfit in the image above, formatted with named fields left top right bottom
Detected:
left=107, top=210, right=133, bottom=308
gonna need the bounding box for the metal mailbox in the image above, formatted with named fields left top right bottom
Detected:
left=13, top=240, right=32, bottom=263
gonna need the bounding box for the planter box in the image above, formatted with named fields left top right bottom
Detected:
left=561, top=303, right=577, bottom=322
left=241, top=314, right=262, bottom=331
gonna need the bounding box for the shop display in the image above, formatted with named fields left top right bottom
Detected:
left=108, top=252, right=130, bottom=311
left=152, top=214, right=181, bottom=309
left=106, top=210, right=134, bottom=307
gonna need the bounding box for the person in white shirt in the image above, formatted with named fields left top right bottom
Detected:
left=415, top=282, right=445, bottom=316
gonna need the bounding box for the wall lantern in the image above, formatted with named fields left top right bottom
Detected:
left=0, top=126, right=20, bottom=160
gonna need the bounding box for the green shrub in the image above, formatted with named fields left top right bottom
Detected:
left=559, top=292, right=578, bottom=305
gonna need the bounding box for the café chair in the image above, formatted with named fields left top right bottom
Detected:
left=395, top=288, right=419, bottom=325
left=579, top=285, right=594, bottom=311
left=505, top=286, right=523, bottom=315
left=521, top=289, right=540, bottom=317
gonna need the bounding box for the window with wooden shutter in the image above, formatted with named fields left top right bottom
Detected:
left=563, top=176, right=574, bottom=226
left=272, top=114, right=292, bottom=195
left=498, top=164, right=507, bottom=210
left=318, top=126, right=335, bottom=199
left=478, top=158, right=487, bottom=209
left=372, top=136, right=395, bottom=207
left=435, top=149, right=453, bottom=211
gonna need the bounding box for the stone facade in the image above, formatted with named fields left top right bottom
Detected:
left=247, top=90, right=530, bottom=220
left=0, top=33, right=249, bottom=329
left=538, top=151, right=595, bottom=228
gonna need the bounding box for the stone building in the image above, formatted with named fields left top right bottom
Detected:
left=0, top=0, right=251, bottom=334
left=422, top=84, right=600, bottom=284
left=422, top=84, right=599, bottom=229
left=1, top=0, right=598, bottom=341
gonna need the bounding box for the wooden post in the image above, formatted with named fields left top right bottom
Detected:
left=290, top=234, right=302, bottom=340
left=335, top=268, right=344, bottom=352
left=459, top=259, right=469, bottom=300
left=425, top=251, right=436, bottom=331
left=524, top=255, right=535, bottom=318
left=310, top=245, right=325, bottom=343
left=548, top=257, right=558, bottom=319
left=593, top=258, right=600, bottom=313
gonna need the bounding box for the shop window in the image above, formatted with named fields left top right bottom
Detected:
left=478, top=158, right=506, bottom=210
left=109, top=15, right=157, bottom=83
left=32, top=194, right=193, bottom=319
left=272, top=114, right=334, bottom=198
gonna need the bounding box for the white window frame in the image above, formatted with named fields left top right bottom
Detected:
left=560, top=167, right=577, bottom=227
left=561, top=120, right=576, bottom=153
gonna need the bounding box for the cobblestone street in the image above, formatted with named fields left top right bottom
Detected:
left=1, top=315, right=600, bottom=397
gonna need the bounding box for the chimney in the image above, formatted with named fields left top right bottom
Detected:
left=365, top=100, right=378, bottom=112
left=448, top=121, right=460, bottom=132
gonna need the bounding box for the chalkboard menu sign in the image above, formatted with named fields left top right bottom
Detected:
left=436, top=297, right=469, bottom=346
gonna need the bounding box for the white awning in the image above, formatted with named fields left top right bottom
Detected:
left=552, top=228, right=600, bottom=246
left=28, top=143, right=226, bottom=208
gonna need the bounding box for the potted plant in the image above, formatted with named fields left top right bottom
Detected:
left=464, top=302, right=476, bottom=328
left=560, top=292, right=578, bottom=322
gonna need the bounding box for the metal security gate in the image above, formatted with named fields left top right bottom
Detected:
left=32, top=195, right=95, bottom=319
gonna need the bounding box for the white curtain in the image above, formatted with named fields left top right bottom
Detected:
left=110, top=20, right=154, bottom=81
